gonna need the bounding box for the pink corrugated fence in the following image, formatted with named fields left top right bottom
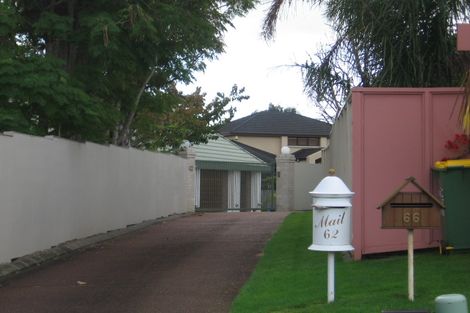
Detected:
left=346, top=88, right=463, bottom=259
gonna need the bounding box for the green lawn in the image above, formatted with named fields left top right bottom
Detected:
left=230, top=212, right=470, bottom=313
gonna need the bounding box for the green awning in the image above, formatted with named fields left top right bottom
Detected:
left=193, top=136, right=271, bottom=173
left=196, top=160, right=271, bottom=172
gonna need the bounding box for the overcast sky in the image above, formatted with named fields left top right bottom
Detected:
left=179, top=1, right=334, bottom=120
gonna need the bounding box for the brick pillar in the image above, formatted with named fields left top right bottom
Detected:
left=276, top=153, right=295, bottom=211
left=179, top=147, right=196, bottom=213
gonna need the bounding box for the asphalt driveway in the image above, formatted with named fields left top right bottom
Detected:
left=0, top=212, right=288, bottom=313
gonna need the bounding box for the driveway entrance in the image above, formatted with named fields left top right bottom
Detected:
left=0, top=212, right=288, bottom=313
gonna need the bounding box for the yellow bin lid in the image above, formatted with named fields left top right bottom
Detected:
left=435, top=159, right=470, bottom=169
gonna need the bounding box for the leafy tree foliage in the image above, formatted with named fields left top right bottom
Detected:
left=0, top=0, right=255, bottom=147
left=268, top=103, right=296, bottom=113
left=263, top=0, right=470, bottom=123
left=133, top=85, right=248, bottom=150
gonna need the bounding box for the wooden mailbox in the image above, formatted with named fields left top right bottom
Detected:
left=377, top=177, right=444, bottom=229
left=378, top=177, right=445, bottom=302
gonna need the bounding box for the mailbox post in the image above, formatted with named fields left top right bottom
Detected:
left=308, top=169, right=354, bottom=303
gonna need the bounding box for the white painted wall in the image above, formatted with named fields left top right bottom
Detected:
left=0, top=132, right=194, bottom=264
left=293, top=162, right=328, bottom=211
left=322, top=103, right=353, bottom=187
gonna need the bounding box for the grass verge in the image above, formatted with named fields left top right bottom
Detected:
left=230, top=212, right=470, bottom=313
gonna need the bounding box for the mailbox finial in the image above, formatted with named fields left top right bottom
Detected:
left=328, top=168, right=336, bottom=176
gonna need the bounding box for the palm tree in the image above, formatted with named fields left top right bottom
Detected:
left=263, top=0, right=470, bottom=125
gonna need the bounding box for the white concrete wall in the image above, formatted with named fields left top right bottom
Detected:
left=0, top=132, right=194, bottom=264
left=322, top=103, right=353, bottom=187
left=293, top=162, right=328, bottom=211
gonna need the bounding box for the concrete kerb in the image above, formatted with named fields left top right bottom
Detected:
left=0, top=212, right=193, bottom=282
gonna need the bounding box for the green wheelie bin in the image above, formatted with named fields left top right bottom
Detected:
left=434, top=160, right=470, bottom=251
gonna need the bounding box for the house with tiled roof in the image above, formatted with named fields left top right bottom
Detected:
left=220, top=110, right=331, bottom=163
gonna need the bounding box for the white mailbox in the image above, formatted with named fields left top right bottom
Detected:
left=308, top=172, right=354, bottom=252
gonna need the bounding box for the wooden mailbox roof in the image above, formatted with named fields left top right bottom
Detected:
left=376, top=177, right=445, bottom=209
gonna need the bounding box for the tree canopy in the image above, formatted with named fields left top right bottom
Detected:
left=263, top=0, right=470, bottom=123
left=268, top=103, right=296, bottom=113
left=0, top=0, right=255, bottom=148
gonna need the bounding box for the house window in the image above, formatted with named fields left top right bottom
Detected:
left=297, top=137, right=308, bottom=146
left=308, top=137, right=320, bottom=146
left=288, top=137, right=320, bottom=146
